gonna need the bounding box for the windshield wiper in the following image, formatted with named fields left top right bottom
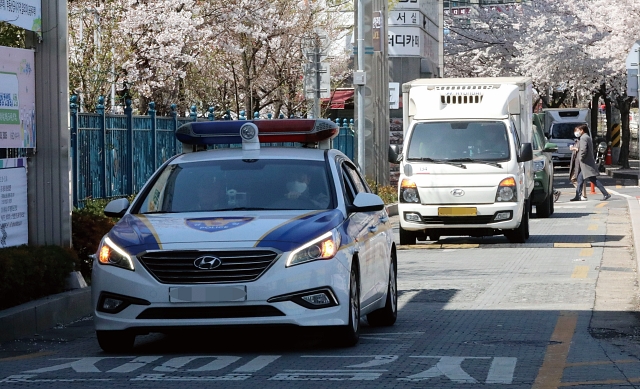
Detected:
left=449, top=158, right=503, bottom=168
left=215, top=207, right=271, bottom=211
left=406, top=157, right=467, bottom=169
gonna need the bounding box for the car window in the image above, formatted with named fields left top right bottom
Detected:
left=135, top=159, right=334, bottom=213
left=510, top=120, right=521, bottom=158
left=550, top=122, right=586, bottom=139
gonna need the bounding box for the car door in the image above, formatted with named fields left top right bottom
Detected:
left=340, top=161, right=387, bottom=308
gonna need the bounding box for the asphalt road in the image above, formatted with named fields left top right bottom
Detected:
left=1, top=168, right=640, bottom=388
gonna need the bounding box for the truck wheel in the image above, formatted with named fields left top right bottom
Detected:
left=505, top=206, right=529, bottom=243
left=536, top=193, right=552, bottom=218
left=429, top=235, right=440, bottom=242
left=399, top=226, right=417, bottom=245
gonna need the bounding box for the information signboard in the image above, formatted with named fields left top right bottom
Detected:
left=0, top=165, right=28, bottom=248
left=0, top=0, right=41, bottom=34
left=0, top=46, right=35, bottom=148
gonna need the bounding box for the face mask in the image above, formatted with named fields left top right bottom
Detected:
left=574, top=131, right=581, bottom=138
left=288, top=181, right=307, bottom=193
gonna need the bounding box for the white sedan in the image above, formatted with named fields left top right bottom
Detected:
left=92, top=119, right=397, bottom=352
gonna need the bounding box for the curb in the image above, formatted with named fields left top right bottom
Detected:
left=386, top=203, right=398, bottom=217
left=0, top=287, right=92, bottom=344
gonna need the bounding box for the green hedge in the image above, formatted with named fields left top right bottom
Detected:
left=0, top=245, right=77, bottom=310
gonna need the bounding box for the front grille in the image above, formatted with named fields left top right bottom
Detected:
left=138, top=250, right=280, bottom=284
left=422, top=215, right=495, bottom=225
left=137, top=306, right=285, bottom=320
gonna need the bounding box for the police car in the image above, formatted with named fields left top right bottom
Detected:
left=92, top=119, right=397, bottom=352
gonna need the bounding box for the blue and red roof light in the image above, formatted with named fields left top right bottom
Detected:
left=176, top=119, right=339, bottom=146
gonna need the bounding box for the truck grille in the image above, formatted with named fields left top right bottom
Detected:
left=138, top=250, right=280, bottom=284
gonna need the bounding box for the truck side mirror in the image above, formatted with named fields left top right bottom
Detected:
left=388, top=144, right=402, bottom=163
left=518, top=143, right=533, bottom=162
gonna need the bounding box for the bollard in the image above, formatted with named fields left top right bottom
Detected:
left=590, top=182, right=596, bottom=194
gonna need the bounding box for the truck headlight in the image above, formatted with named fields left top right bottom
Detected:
left=495, top=177, right=517, bottom=202
left=287, top=230, right=341, bottom=267
left=400, top=179, right=420, bottom=203
left=533, top=160, right=545, bottom=172
left=96, top=237, right=135, bottom=271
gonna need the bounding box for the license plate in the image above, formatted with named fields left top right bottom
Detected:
left=438, top=207, right=477, bottom=217
left=169, top=286, right=247, bottom=303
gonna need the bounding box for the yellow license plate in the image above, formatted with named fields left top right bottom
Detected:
left=438, top=207, right=477, bottom=217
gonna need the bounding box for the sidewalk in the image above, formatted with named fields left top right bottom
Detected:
left=605, top=158, right=640, bottom=186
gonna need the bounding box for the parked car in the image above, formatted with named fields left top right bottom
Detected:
left=92, top=119, right=397, bottom=352
left=531, top=124, right=557, bottom=218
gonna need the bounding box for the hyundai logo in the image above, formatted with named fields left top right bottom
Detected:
left=451, top=189, right=465, bottom=197
left=194, top=256, right=222, bottom=270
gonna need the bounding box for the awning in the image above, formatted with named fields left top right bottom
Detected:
left=322, top=89, right=354, bottom=109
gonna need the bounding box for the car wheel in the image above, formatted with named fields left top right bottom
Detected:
left=429, top=235, right=440, bottom=242
left=550, top=190, right=555, bottom=215
left=367, top=252, right=398, bottom=327
left=536, top=193, right=552, bottom=218
left=336, top=265, right=360, bottom=347
left=96, top=330, right=135, bottom=353
left=399, top=226, right=417, bottom=245
left=504, top=204, right=529, bottom=243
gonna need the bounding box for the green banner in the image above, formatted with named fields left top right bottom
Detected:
left=0, top=109, right=19, bottom=125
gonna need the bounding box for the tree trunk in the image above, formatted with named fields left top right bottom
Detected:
left=590, top=93, right=600, bottom=139
left=616, top=96, right=633, bottom=169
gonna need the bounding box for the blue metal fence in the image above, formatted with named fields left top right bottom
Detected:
left=70, top=95, right=355, bottom=208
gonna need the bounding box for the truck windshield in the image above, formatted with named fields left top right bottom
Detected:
left=550, top=122, right=586, bottom=139
left=407, top=121, right=510, bottom=161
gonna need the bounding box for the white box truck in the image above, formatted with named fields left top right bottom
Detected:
left=393, top=77, right=534, bottom=244
left=542, top=108, right=590, bottom=167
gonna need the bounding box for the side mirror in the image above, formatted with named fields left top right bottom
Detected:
left=543, top=142, right=558, bottom=153
left=388, top=144, right=402, bottom=163
left=518, top=143, right=533, bottom=162
left=348, top=192, right=385, bottom=213
left=104, top=198, right=130, bottom=218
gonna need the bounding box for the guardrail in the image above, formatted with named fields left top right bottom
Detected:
left=70, top=96, right=355, bottom=208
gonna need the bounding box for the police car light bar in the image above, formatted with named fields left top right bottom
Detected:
left=176, top=119, right=339, bottom=146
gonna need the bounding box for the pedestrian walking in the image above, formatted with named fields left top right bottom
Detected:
left=569, top=124, right=611, bottom=202
left=569, top=138, right=587, bottom=200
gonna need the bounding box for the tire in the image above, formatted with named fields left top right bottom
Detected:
left=399, top=226, right=417, bottom=245
left=504, top=204, right=529, bottom=243
left=429, top=235, right=440, bottom=242
left=336, top=265, right=360, bottom=347
left=536, top=193, right=552, bottom=218
left=550, top=191, right=555, bottom=215
left=96, top=330, right=135, bottom=353
left=367, top=252, right=398, bottom=327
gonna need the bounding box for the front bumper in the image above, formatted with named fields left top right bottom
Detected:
left=92, top=251, right=352, bottom=332
left=398, top=202, right=522, bottom=232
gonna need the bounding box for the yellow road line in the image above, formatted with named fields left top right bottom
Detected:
left=441, top=244, right=479, bottom=249
left=532, top=311, right=578, bottom=389
left=596, top=202, right=607, bottom=208
left=579, top=248, right=593, bottom=257
left=616, top=184, right=623, bottom=189
left=0, top=351, right=55, bottom=362
left=571, top=266, right=589, bottom=278
left=554, top=243, right=591, bottom=248
left=587, top=224, right=598, bottom=230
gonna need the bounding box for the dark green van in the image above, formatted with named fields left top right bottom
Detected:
left=531, top=124, right=557, bottom=218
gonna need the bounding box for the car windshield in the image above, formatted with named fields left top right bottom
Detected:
left=407, top=121, right=510, bottom=161
left=135, top=159, right=334, bottom=213
left=550, top=122, right=586, bottom=139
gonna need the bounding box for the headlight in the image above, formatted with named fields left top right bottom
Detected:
left=96, top=237, right=135, bottom=271
left=400, top=178, right=420, bottom=203
left=533, top=160, right=545, bottom=172
left=286, top=230, right=341, bottom=267
left=495, top=177, right=517, bottom=202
